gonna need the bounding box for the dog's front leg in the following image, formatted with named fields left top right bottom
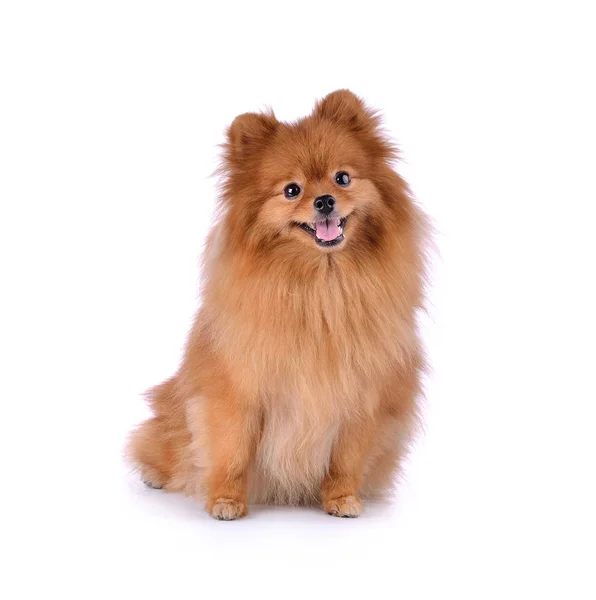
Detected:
left=202, top=390, right=260, bottom=520
left=321, top=416, right=374, bottom=518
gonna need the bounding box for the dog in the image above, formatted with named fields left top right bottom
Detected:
left=128, top=90, right=428, bottom=519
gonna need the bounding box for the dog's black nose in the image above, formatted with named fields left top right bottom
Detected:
left=313, top=195, right=336, bottom=215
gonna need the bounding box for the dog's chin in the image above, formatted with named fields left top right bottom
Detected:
left=294, top=216, right=349, bottom=249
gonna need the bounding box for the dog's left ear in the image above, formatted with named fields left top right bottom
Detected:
left=314, top=90, right=379, bottom=134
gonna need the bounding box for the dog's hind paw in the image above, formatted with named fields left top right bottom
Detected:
left=142, top=479, right=163, bottom=490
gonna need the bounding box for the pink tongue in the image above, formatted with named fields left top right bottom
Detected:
left=315, top=218, right=341, bottom=241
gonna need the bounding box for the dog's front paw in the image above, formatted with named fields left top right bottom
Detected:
left=210, top=498, right=247, bottom=521
left=323, top=495, right=363, bottom=518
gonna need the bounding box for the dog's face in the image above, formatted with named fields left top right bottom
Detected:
left=221, top=90, right=398, bottom=255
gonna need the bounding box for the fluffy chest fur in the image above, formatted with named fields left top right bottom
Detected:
left=201, top=227, right=419, bottom=402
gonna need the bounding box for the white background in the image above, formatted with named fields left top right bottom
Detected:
left=1, top=1, right=595, bottom=598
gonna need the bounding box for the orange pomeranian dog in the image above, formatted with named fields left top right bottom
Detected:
left=128, top=90, right=428, bottom=519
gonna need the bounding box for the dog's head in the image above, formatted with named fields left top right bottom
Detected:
left=220, top=90, right=403, bottom=257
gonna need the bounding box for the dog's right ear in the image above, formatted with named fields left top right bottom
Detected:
left=227, top=111, right=278, bottom=160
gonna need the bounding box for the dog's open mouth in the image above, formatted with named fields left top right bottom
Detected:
left=296, top=217, right=347, bottom=247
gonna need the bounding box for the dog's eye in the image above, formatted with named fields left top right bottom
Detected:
left=284, top=183, right=301, bottom=199
left=335, top=171, right=351, bottom=187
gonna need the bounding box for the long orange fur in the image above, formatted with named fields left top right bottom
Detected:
left=127, top=90, right=428, bottom=519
